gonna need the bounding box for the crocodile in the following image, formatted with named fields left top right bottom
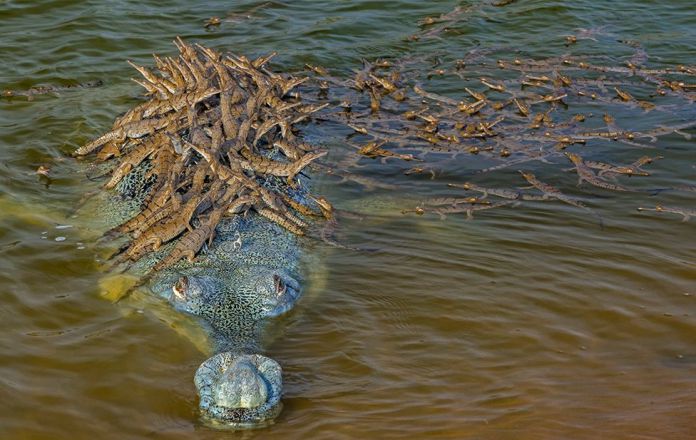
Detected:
left=85, top=165, right=311, bottom=429
left=77, top=39, right=332, bottom=429
left=637, top=204, right=695, bottom=222
left=1, top=79, right=103, bottom=100
left=86, top=152, right=317, bottom=429
left=564, top=152, right=630, bottom=191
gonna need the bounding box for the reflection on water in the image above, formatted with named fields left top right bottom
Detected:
left=1, top=1, right=694, bottom=439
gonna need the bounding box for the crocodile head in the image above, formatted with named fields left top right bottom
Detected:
left=168, top=266, right=301, bottom=319
left=142, top=212, right=306, bottom=427
left=194, top=352, right=283, bottom=427
left=164, top=267, right=299, bottom=427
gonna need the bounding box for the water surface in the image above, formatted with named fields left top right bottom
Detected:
left=1, top=1, right=695, bottom=439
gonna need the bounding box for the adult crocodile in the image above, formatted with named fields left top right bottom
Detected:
left=76, top=39, right=331, bottom=428
left=86, top=159, right=316, bottom=428
left=154, top=206, right=303, bottom=427
left=150, top=199, right=306, bottom=428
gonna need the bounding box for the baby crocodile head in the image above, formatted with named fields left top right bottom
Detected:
left=194, top=353, right=283, bottom=427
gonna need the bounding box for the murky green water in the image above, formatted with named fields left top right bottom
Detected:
left=1, top=1, right=695, bottom=439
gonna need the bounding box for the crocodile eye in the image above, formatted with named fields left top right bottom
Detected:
left=173, top=276, right=189, bottom=299
left=273, top=275, right=286, bottom=297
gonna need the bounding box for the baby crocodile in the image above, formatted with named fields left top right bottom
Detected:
left=448, top=182, right=545, bottom=201
left=433, top=200, right=517, bottom=220
left=1, top=80, right=103, bottom=99
left=564, top=152, right=630, bottom=191
left=637, top=204, right=695, bottom=222
left=595, top=155, right=662, bottom=178
left=519, top=170, right=603, bottom=227
left=518, top=170, right=586, bottom=208
left=153, top=204, right=227, bottom=272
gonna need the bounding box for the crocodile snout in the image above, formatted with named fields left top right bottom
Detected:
left=214, top=359, right=269, bottom=409
left=195, top=353, right=283, bottom=427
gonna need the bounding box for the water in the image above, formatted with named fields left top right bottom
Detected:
left=1, top=1, right=695, bottom=438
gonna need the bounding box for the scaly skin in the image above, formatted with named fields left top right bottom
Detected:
left=109, top=195, right=204, bottom=267
left=131, top=196, right=182, bottom=237
left=127, top=60, right=178, bottom=95
left=152, top=206, right=226, bottom=271
left=76, top=115, right=173, bottom=156
left=564, top=152, right=629, bottom=191
left=141, top=87, right=220, bottom=119
left=273, top=139, right=307, bottom=161
left=132, top=192, right=205, bottom=247
left=187, top=141, right=308, bottom=235
left=256, top=206, right=305, bottom=236
left=104, top=135, right=163, bottom=189
left=211, top=59, right=245, bottom=140
left=105, top=190, right=174, bottom=238
left=239, top=148, right=328, bottom=183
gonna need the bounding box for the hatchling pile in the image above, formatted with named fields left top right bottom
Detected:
left=74, top=38, right=331, bottom=271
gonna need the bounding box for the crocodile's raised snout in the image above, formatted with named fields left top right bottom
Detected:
left=194, top=352, right=283, bottom=427
left=214, top=359, right=269, bottom=409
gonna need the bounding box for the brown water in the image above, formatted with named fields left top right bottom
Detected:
left=1, top=1, right=695, bottom=439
